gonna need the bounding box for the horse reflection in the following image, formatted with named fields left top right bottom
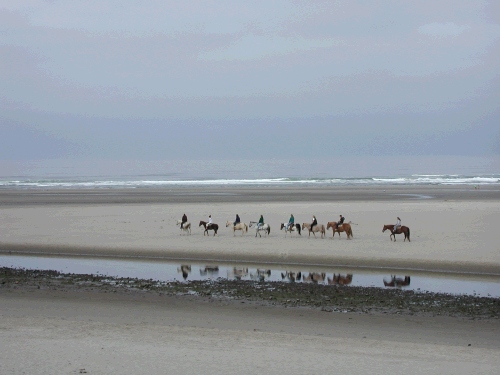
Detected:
left=327, top=273, right=353, bottom=285
left=383, top=275, right=411, bottom=287
left=250, top=269, right=271, bottom=281
left=177, top=265, right=191, bottom=280
left=303, top=272, right=326, bottom=283
left=227, top=267, right=249, bottom=280
left=281, top=271, right=302, bottom=282
left=200, top=266, right=219, bottom=277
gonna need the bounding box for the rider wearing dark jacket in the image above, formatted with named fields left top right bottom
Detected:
left=181, top=213, right=187, bottom=229
left=257, top=215, right=264, bottom=228
left=234, top=214, right=240, bottom=226
left=337, top=215, right=345, bottom=227
left=311, top=215, right=317, bottom=231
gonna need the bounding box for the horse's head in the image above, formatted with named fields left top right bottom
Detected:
left=199, top=221, right=204, bottom=227
left=327, top=222, right=333, bottom=229
left=280, top=223, right=285, bottom=230
left=301, top=223, right=306, bottom=229
left=382, top=225, right=390, bottom=232
left=226, top=221, right=231, bottom=227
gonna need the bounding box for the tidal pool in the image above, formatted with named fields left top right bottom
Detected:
left=1, top=254, right=499, bottom=298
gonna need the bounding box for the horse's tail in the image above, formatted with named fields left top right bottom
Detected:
left=297, top=224, right=301, bottom=235
left=244, top=224, right=248, bottom=233
left=407, top=227, right=410, bottom=241
left=267, top=225, right=271, bottom=235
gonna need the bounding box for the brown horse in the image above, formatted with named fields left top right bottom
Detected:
left=326, top=221, right=353, bottom=239
left=301, top=223, right=326, bottom=238
left=303, top=272, right=326, bottom=283
left=327, top=273, right=353, bottom=285
left=199, top=220, right=218, bottom=236
left=382, top=224, right=410, bottom=242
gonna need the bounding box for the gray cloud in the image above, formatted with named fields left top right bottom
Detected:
left=0, top=1, right=499, bottom=164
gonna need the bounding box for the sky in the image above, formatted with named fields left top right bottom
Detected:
left=1, top=0, right=499, bottom=174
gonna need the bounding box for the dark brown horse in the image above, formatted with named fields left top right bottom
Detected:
left=326, top=221, right=353, bottom=239
left=382, top=224, right=410, bottom=242
left=199, top=220, right=219, bottom=236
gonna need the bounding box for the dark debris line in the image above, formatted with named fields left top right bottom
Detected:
left=1, top=267, right=499, bottom=319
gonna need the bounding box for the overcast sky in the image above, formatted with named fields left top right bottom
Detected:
left=1, top=0, right=499, bottom=166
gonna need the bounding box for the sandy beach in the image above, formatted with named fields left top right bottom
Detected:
left=1, top=186, right=499, bottom=273
left=1, top=186, right=499, bottom=374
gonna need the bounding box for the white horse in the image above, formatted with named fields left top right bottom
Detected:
left=249, top=221, right=271, bottom=237
left=280, top=223, right=301, bottom=237
left=176, top=219, right=191, bottom=235
left=226, top=221, right=248, bottom=236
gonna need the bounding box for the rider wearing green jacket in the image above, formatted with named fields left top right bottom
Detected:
left=257, top=215, right=264, bottom=228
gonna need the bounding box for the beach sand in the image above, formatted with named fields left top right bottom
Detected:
left=1, top=186, right=499, bottom=273
left=1, top=186, right=499, bottom=374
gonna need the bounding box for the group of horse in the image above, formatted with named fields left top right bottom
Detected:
left=176, top=219, right=410, bottom=241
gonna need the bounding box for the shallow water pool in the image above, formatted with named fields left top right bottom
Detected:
left=1, top=254, right=499, bottom=298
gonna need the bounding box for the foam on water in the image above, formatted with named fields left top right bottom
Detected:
left=1, top=174, right=498, bottom=189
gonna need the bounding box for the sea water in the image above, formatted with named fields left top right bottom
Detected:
left=0, top=156, right=499, bottom=189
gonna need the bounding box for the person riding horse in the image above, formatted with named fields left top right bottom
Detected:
left=285, top=214, right=294, bottom=231
left=310, top=215, right=317, bottom=231
left=257, top=215, right=264, bottom=229
left=207, top=215, right=213, bottom=229
left=393, top=217, right=401, bottom=234
left=234, top=214, right=240, bottom=226
left=181, top=213, right=187, bottom=229
left=337, top=215, right=345, bottom=228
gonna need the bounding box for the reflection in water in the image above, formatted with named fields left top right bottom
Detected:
left=303, top=272, right=326, bottom=284
left=383, top=275, right=411, bottom=288
left=227, top=267, right=249, bottom=280
left=1, top=255, right=497, bottom=296
left=281, top=271, right=302, bottom=282
left=328, top=273, right=353, bottom=286
left=250, top=269, right=271, bottom=281
left=177, top=265, right=191, bottom=280
left=199, top=266, right=219, bottom=277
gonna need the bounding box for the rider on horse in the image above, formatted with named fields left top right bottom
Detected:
left=393, top=217, right=401, bottom=234
left=181, top=213, right=187, bottom=229
left=285, top=214, right=294, bottom=231
left=337, top=215, right=345, bottom=228
left=257, top=215, right=264, bottom=229
left=310, top=215, right=317, bottom=231
left=207, top=215, right=213, bottom=229
left=234, top=214, right=240, bottom=226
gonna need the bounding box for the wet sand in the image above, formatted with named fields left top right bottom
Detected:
left=1, top=279, right=499, bottom=375
left=1, top=186, right=499, bottom=374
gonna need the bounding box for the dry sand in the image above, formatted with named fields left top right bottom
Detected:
left=1, top=186, right=499, bottom=374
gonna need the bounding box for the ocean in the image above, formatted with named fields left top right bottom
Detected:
left=0, top=156, right=499, bottom=189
